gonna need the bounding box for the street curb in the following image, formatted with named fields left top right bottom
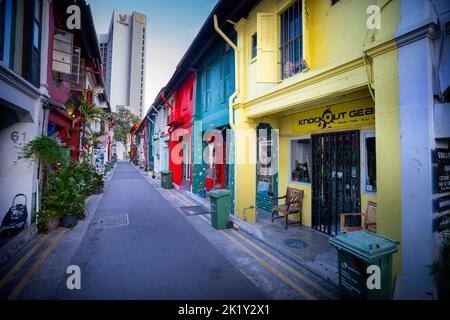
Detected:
left=180, top=190, right=265, bottom=241
left=134, top=166, right=338, bottom=288
left=16, top=164, right=117, bottom=299
left=0, top=224, right=38, bottom=268
left=0, top=163, right=118, bottom=271
left=177, top=184, right=339, bottom=288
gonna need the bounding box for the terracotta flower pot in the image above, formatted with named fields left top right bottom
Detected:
left=46, top=217, right=60, bottom=231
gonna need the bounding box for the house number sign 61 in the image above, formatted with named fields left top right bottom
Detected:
left=10, top=131, right=26, bottom=144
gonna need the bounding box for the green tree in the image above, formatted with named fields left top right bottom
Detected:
left=111, top=108, right=140, bottom=147
left=78, top=96, right=108, bottom=163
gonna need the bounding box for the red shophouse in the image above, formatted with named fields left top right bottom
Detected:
left=46, top=0, right=106, bottom=160
left=142, top=118, right=150, bottom=170
left=166, top=73, right=196, bottom=189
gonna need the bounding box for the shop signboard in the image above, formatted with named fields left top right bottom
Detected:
left=437, top=195, right=450, bottom=213
left=293, top=103, right=375, bottom=132
left=437, top=148, right=450, bottom=193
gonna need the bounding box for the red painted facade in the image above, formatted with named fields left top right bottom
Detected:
left=46, top=1, right=104, bottom=161
left=168, top=73, right=196, bottom=187
left=47, top=2, right=81, bottom=160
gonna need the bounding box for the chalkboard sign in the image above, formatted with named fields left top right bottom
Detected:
left=437, top=148, right=450, bottom=193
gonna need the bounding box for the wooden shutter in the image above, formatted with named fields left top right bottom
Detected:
left=302, top=0, right=311, bottom=70
left=219, top=51, right=225, bottom=102
left=256, top=13, right=278, bottom=83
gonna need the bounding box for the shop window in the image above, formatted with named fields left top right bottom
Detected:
left=28, top=0, right=42, bottom=86
left=7, top=0, right=42, bottom=86
left=0, top=0, right=6, bottom=61
left=363, top=132, right=377, bottom=193
left=251, top=33, right=257, bottom=60
left=290, top=138, right=311, bottom=183
left=280, top=0, right=303, bottom=79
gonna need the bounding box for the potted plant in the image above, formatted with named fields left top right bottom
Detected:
left=92, top=171, right=104, bottom=194
left=45, top=175, right=83, bottom=228
left=37, top=208, right=61, bottom=233
left=430, top=233, right=450, bottom=299
left=62, top=191, right=85, bottom=228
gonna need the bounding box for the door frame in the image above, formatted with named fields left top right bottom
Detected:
left=311, top=130, right=361, bottom=235
left=256, top=123, right=278, bottom=212
left=182, top=141, right=190, bottom=181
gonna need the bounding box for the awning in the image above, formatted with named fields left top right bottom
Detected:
left=0, top=97, right=33, bottom=130
left=43, top=97, right=66, bottom=111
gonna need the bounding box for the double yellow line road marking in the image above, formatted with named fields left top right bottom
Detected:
left=231, top=230, right=337, bottom=300
left=167, top=189, right=197, bottom=207
left=0, top=229, right=68, bottom=300
left=160, top=185, right=336, bottom=300
left=166, top=187, right=336, bottom=300
left=197, top=214, right=337, bottom=300
left=0, top=233, right=51, bottom=290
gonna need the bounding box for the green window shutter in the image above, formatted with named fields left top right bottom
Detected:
left=302, top=0, right=311, bottom=70
left=201, top=74, right=206, bottom=112
left=256, top=12, right=278, bottom=83
left=219, top=52, right=225, bottom=102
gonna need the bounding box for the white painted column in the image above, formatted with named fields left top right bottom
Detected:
left=398, top=35, right=435, bottom=298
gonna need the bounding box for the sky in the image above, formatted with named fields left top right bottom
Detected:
left=88, top=0, right=218, bottom=114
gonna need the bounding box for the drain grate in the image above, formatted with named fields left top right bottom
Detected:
left=93, top=214, right=129, bottom=228
left=180, top=206, right=209, bottom=216
left=283, top=238, right=308, bottom=249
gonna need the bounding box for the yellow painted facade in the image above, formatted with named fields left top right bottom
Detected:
left=232, top=0, right=402, bottom=277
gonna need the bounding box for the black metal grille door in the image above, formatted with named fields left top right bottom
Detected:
left=312, top=131, right=361, bottom=235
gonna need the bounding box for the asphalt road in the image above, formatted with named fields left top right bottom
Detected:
left=54, top=161, right=266, bottom=299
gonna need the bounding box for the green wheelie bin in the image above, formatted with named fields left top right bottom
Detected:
left=329, top=230, right=399, bottom=300
left=208, top=189, right=231, bottom=230
left=160, top=171, right=173, bottom=189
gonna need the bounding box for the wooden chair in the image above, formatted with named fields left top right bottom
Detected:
left=272, top=187, right=304, bottom=230
left=340, top=201, right=377, bottom=233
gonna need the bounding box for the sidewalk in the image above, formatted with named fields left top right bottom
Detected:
left=137, top=166, right=339, bottom=288
left=0, top=163, right=118, bottom=299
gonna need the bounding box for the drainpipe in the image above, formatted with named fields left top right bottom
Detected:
left=161, top=93, right=174, bottom=113
left=214, top=15, right=239, bottom=130
left=146, top=114, right=160, bottom=131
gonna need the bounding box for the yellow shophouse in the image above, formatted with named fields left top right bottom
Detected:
left=229, top=0, right=402, bottom=277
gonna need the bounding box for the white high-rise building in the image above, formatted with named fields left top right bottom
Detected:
left=99, top=10, right=147, bottom=118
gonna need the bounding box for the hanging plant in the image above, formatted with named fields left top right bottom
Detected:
left=19, top=135, right=70, bottom=170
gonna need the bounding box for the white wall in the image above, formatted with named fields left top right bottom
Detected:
left=398, top=36, right=435, bottom=297
left=0, top=77, right=43, bottom=225
left=396, top=0, right=450, bottom=299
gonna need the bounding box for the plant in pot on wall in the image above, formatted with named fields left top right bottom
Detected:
left=92, top=171, right=104, bottom=194
left=45, top=175, right=84, bottom=228
left=36, top=208, right=62, bottom=233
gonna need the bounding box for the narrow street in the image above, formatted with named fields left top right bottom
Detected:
left=0, top=161, right=337, bottom=300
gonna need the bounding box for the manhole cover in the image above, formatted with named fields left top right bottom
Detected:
left=93, top=214, right=129, bottom=228
left=180, top=206, right=209, bottom=216
left=283, top=238, right=308, bottom=249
